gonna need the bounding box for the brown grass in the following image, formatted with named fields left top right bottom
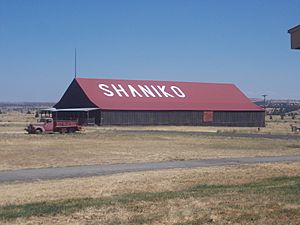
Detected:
left=0, top=111, right=36, bottom=123
left=0, top=113, right=299, bottom=171
left=0, top=129, right=299, bottom=171
left=0, top=162, right=299, bottom=206
left=0, top=162, right=299, bottom=224
left=0, top=113, right=299, bottom=224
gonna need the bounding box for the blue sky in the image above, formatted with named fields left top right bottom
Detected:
left=0, top=0, right=299, bottom=102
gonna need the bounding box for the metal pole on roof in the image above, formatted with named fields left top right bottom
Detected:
left=75, top=48, right=77, bottom=78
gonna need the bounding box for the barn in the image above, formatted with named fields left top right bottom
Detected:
left=51, top=77, right=265, bottom=127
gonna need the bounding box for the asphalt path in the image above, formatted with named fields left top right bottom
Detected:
left=0, top=155, right=300, bottom=183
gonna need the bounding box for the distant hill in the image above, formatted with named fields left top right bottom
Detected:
left=0, top=102, right=55, bottom=113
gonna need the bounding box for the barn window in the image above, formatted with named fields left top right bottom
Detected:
left=203, top=111, right=213, bottom=122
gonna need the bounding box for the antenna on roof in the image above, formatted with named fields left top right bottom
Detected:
left=74, top=48, right=77, bottom=78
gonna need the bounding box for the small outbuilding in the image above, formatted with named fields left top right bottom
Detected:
left=53, top=78, right=265, bottom=127
left=288, top=25, right=300, bottom=50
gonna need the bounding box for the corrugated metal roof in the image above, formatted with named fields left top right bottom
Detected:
left=59, top=78, right=263, bottom=111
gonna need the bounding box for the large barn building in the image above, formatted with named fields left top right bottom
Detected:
left=51, top=78, right=265, bottom=127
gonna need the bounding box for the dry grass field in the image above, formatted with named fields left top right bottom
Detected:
left=0, top=163, right=299, bottom=224
left=0, top=112, right=299, bottom=224
left=0, top=113, right=300, bottom=171
left=1, top=129, right=300, bottom=171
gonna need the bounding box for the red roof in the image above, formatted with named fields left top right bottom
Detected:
left=64, top=78, right=263, bottom=111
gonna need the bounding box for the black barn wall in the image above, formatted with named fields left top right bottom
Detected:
left=99, top=110, right=265, bottom=127
left=53, top=110, right=101, bottom=125
left=100, top=110, right=203, bottom=125
left=213, top=111, right=265, bottom=127
left=53, top=110, right=265, bottom=127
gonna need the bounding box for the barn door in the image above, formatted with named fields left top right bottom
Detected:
left=203, top=111, right=213, bottom=123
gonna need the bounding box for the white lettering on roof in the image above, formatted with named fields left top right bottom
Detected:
left=157, top=85, right=174, bottom=98
left=111, top=84, right=129, bottom=97
left=128, top=85, right=143, bottom=97
left=150, top=85, right=162, bottom=97
left=98, top=84, right=114, bottom=97
left=98, top=83, right=186, bottom=98
left=138, top=85, right=156, bottom=97
left=171, top=86, right=185, bottom=98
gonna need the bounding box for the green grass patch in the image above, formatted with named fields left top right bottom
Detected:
left=0, top=176, right=299, bottom=221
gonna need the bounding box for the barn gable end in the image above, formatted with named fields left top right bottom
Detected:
left=54, top=79, right=97, bottom=109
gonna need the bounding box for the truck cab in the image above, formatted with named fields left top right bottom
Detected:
left=42, top=118, right=55, bottom=132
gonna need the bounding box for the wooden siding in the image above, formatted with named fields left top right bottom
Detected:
left=53, top=110, right=265, bottom=127
left=101, top=110, right=203, bottom=126
left=213, top=111, right=265, bottom=127
left=100, top=110, right=265, bottom=127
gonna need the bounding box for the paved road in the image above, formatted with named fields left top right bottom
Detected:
left=0, top=155, right=300, bottom=183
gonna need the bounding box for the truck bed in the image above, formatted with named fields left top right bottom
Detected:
left=54, top=120, right=79, bottom=127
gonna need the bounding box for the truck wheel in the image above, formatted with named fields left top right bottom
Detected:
left=35, top=129, right=42, bottom=134
left=60, top=128, right=67, bottom=134
left=69, top=128, right=75, bottom=133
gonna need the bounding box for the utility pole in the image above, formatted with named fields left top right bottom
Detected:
left=262, top=94, right=267, bottom=109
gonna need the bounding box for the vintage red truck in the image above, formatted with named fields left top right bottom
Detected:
left=25, top=118, right=82, bottom=134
